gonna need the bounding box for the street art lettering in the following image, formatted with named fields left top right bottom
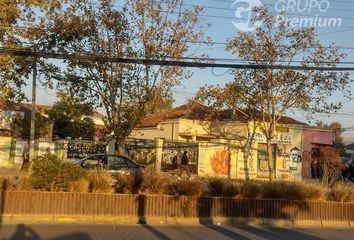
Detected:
left=67, top=141, right=106, bottom=159
left=162, top=149, right=178, bottom=164
left=249, top=132, right=293, bottom=144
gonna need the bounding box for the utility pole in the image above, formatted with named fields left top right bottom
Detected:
left=29, top=58, right=37, bottom=162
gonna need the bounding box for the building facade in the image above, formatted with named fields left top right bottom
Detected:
left=130, top=105, right=334, bottom=181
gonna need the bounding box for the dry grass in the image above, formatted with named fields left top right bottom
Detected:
left=260, top=181, right=326, bottom=201
left=0, top=177, right=17, bottom=191
left=69, top=178, right=90, bottom=193
left=167, top=179, right=203, bottom=197
left=207, top=177, right=239, bottom=197
left=88, top=169, right=114, bottom=193
left=140, top=171, right=168, bottom=195
left=114, top=172, right=144, bottom=194
left=16, top=177, right=33, bottom=191
left=239, top=181, right=262, bottom=199
left=327, top=182, right=354, bottom=202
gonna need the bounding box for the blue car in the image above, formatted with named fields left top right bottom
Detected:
left=75, top=154, right=145, bottom=174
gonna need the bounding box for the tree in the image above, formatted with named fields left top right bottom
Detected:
left=317, top=121, right=345, bottom=154
left=193, top=8, right=350, bottom=181
left=0, top=0, right=61, bottom=101
left=312, top=146, right=346, bottom=186
left=17, top=111, right=51, bottom=139
left=47, top=92, right=95, bottom=139
left=46, top=0, right=208, bottom=153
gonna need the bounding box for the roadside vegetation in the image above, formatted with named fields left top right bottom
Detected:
left=1, top=154, right=354, bottom=203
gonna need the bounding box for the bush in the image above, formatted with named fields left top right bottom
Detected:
left=88, top=169, right=113, bottom=193
left=140, top=171, right=167, bottom=195
left=16, top=177, right=33, bottom=191
left=167, top=179, right=203, bottom=197
left=30, top=153, right=87, bottom=191
left=207, top=178, right=239, bottom=197
left=114, top=172, right=143, bottom=194
left=327, top=182, right=354, bottom=202
left=256, top=181, right=326, bottom=201
left=239, top=181, right=261, bottom=199
left=300, top=182, right=327, bottom=201
left=69, top=178, right=90, bottom=193
left=0, top=177, right=16, bottom=191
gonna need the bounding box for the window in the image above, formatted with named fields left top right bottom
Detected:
left=108, top=156, right=128, bottom=170
left=81, top=155, right=107, bottom=169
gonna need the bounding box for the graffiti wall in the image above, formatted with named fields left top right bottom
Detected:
left=198, top=143, right=232, bottom=177
left=162, top=141, right=198, bottom=173
left=0, top=137, right=12, bottom=166
left=235, top=145, right=257, bottom=180
left=275, top=128, right=303, bottom=181
left=66, top=140, right=106, bottom=159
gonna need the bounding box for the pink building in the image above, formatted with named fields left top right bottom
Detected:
left=302, top=127, right=334, bottom=178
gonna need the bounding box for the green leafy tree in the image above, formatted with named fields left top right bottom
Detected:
left=18, top=111, right=50, bottom=139
left=193, top=8, right=350, bottom=181
left=47, top=92, right=95, bottom=139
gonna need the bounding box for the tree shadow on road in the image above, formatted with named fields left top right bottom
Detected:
left=238, top=225, right=329, bottom=240
left=137, top=194, right=171, bottom=240
left=8, top=224, right=41, bottom=240
left=6, top=224, right=92, bottom=240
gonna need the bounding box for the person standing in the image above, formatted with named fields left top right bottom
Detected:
left=21, top=140, right=30, bottom=170
left=179, top=151, right=192, bottom=178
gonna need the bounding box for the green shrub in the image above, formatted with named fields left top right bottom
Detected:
left=114, top=172, right=143, bottom=194
left=167, top=179, right=203, bottom=197
left=30, top=153, right=87, bottom=191
left=88, top=169, right=113, bottom=193
left=207, top=177, right=239, bottom=197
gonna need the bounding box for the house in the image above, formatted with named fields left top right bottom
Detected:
left=345, top=143, right=354, bottom=163
left=130, top=104, right=334, bottom=181
left=0, top=100, right=105, bottom=140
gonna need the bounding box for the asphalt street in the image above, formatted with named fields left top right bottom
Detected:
left=0, top=224, right=353, bottom=240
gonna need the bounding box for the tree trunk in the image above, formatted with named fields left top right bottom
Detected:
left=266, top=139, right=275, bottom=181
left=115, top=140, right=126, bottom=156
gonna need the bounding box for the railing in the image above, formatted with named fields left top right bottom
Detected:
left=1, top=191, right=353, bottom=221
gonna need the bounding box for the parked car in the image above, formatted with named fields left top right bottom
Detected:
left=74, top=154, right=145, bottom=174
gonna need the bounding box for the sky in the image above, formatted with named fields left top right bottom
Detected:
left=24, top=0, right=354, bottom=136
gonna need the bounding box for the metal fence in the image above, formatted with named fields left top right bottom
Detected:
left=1, top=191, right=354, bottom=221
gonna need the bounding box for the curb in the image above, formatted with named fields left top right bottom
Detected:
left=1, top=215, right=353, bottom=227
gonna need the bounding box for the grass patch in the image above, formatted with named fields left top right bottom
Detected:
left=88, top=169, right=113, bottom=193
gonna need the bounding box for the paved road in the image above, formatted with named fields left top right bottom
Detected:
left=0, top=224, right=353, bottom=240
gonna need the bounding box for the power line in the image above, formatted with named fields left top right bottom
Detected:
left=1, top=47, right=354, bottom=71
left=183, top=3, right=354, bottom=20
left=209, top=0, right=354, bottom=12
left=2, top=27, right=354, bottom=51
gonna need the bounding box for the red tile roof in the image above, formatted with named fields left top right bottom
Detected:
left=0, top=100, right=104, bottom=119
left=140, top=104, right=307, bottom=127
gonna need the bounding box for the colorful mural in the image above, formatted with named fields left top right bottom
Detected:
left=198, top=143, right=231, bottom=176
left=211, top=148, right=229, bottom=175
